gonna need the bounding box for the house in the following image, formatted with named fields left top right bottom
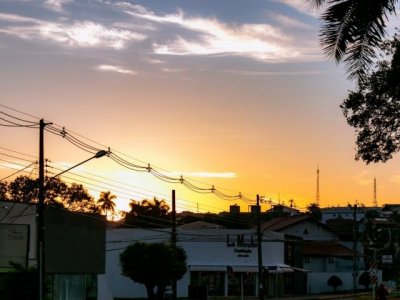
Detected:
left=260, top=215, right=336, bottom=241
left=0, top=200, right=106, bottom=300
left=100, top=226, right=307, bottom=299
left=260, top=215, right=369, bottom=293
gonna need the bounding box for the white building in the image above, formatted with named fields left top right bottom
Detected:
left=260, top=215, right=369, bottom=293
left=100, top=227, right=305, bottom=299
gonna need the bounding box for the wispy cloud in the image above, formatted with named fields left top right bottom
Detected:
left=390, top=174, right=400, bottom=184
left=0, top=12, right=145, bottom=49
left=161, top=67, right=184, bottom=73
left=97, top=64, right=137, bottom=75
left=117, top=3, right=320, bottom=63
left=44, top=0, right=72, bottom=12
left=268, top=13, right=313, bottom=29
left=224, top=69, right=324, bottom=76
left=352, top=170, right=372, bottom=186
left=272, top=0, right=319, bottom=16
left=166, top=171, right=237, bottom=179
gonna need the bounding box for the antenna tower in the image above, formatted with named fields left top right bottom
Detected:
left=316, top=166, right=320, bottom=206
left=373, top=177, right=377, bottom=207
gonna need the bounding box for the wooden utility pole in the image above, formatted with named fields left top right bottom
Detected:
left=171, top=190, right=177, bottom=299
left=38, top=119, right=45, bottom=300
left=257, top=194, right=264, bottom=300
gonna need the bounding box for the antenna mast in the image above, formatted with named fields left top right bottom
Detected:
left=373, top=177, right=377, bottom=207
left=316, top=166, right=320, bottom=206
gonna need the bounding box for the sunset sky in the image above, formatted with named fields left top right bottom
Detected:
left=1, top=0, right=399, bottom=214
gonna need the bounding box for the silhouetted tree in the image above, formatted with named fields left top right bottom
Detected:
left=125, top=198, right=170, bottom=228
left=327, top=275, right=343, bottom=292
left=65, top=183, right=99, bottom=213
left=313, top=1, right=400, bottom=162
left=312, top=0, right=397, bottom=79
left=358, top=271, right=371, bottom=291
left=44, top=177, right=68, bottom=206
left=120, top=242, right=187, bottom=300
left=2, top=175, right=100, bottom=214
left=97, top=191, right=116, bottom=219
left=8, top=176, right=38, bottom=203
left=0, top=182, right=9, bottom=201
left=341, top=35, right=400, bottom=163
left=306, top=203, right=322, bottom=221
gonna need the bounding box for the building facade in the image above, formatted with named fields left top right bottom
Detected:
left=101, top=227, right=306, bottom=299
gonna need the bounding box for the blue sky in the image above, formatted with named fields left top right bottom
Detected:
left=1, top=0, right=398, bottom=213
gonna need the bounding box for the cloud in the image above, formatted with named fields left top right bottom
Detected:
left=224, top=69, right=324, bottom=76
left=352, top=170, right=372, bottom=186
left=97, top=64, right=137, bottom=75
left=117, top=3, right=320, bottom=63
left=161, top=67, right=184, bottom=73
left=44, top=0, right=72, bottom=12
left=268, top=13, right=313, bottom=29
left=272, top=0, right=319, bottom=16
left=166, top=171, right=237, bottom=179
left=0, top=12, right=146, bottom=49
left=390, top=174, right=400, bottom=184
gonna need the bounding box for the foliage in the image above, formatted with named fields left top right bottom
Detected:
left=306, top=203, right=322, bottom=221
left=0, top=182, right=9, bottom=201
left=9, top=176, right=38, bottom=203
left=358, top=271, right=371, bottom=290
left=341, top=35, right=400, bottom=163
left=313, top=0, right=400, bottom=162
left=0, top=262, right=39, bottom=300
left=125, top=198, right=170, bottom=228
left=3, top=175, right=99, bottom=214
left=327, top=275, right=343, bottom=291
left=312, top=0, right=397, bottom=79
left=120, top=242, right=187, bottom=300
left=97, top=191, right=117, bottom=219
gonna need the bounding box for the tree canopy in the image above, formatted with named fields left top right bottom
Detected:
left=313, top=0, right=397, bottom=79
left=97, top=191, right=117, bottom=219
left=120, top=242, right=187, bottom=300
left=341, top=36, right=400, bottom=163
left=1, top=175, right=99, bottom=214
left=313, top=0, right=400, bottom=162
left=125, top=198, right=171, bottom=228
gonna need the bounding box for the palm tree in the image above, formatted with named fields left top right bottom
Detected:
left=312, top=0, right=397, bottom=79
left=97, top=191, right=117, bottom=220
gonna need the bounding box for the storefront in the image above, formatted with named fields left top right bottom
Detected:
left=103, top=228, right=305, bottom=299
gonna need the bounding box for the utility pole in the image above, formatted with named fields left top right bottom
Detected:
left=171, top=190, right=177, bottom=300
left=37, top=119, right=46, bottom=300
left=256, top=194, right=264, bottom=300
left=352, top=203, right=358, bottom=294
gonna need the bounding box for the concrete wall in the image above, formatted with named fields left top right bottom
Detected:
left=307, top=270, right=376, bottom=294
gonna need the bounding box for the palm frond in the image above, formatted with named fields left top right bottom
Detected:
left=320, top=0, right=397, bottom=79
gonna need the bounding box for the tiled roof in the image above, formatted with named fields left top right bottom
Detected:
left=303, top=242, right=353, bottom=257
left=178, top=220, right=225, bottom=229
left=260, top=215, right=312, bottom=232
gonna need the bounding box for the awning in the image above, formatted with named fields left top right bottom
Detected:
left=189, top=265, right=227, bottom=272
left=267, top=266, right=294, bottom=273
left=231, top=266, right=259, bottom=273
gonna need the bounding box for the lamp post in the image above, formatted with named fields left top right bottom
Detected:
left=37, top=118, right=107, bottom=300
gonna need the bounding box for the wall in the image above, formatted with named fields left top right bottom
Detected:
left=103, top=228, right=286, bottom=299
left=307, top=270, right=375, bottom=294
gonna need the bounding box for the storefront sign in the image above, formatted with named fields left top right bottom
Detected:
left=227, top=234, right=257, bottom=257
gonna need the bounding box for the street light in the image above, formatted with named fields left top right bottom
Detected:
left=50, top=150, right=108, bottom=179
left=37, top=118, right=108, bottom=300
